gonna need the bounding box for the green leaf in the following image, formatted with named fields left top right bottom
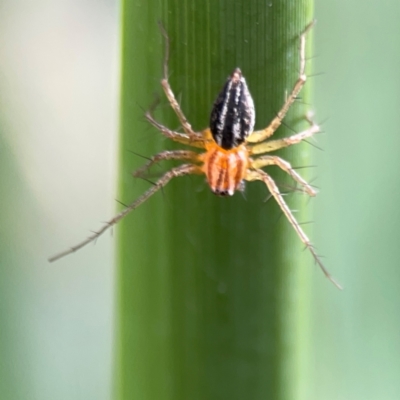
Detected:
left=117, top=1, right=314, bottom=399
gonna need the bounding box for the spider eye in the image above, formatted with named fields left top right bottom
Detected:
left=210, top=68, right=255, bottom=150
left=212, top=188, right=234, bottom=197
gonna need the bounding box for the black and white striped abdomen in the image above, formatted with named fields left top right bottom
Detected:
left=209, top=68, right=255, bottom=150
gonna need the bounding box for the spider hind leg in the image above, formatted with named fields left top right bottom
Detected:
left=158, top=22, right=201, bottom=140
left=247, top=21, right=315, bottom=144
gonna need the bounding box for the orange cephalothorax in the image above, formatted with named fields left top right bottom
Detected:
left=200, top=132, right=248, bottom=196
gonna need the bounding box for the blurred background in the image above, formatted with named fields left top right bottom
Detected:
left=0, top=1, right=117, bottom=399
left=0, top=1, right=399, bottom=399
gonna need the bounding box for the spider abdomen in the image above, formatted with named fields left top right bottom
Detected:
left=200, top=143, right=248, bottom=196
left=210, top=68, right=255, bottom=150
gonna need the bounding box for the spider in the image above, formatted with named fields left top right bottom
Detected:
left=49, top=21, right=341, bottom=289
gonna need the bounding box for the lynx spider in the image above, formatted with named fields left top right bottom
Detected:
left=49, top=22, right=340, bottom=289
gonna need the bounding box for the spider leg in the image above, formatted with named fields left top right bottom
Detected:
left=251, top=155, right=316, bottom=197
left=158, top=22, right=201, bottom=140
left=145, top=107, right=205, bottom=149
left=133, top=150, right=200, bottom=178
left=249, top=113, right=319, bottom=155
left=48, top=164, right=201, bottom=262
left=246, top=168, right=342, bottom=289
left=247, top=21, right=314, bottom=144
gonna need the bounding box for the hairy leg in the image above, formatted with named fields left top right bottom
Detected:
left=246, top=168, right=341, bottom=289
left=49, top=164, right=201, bottom=262
left=133, top=150, right=200, bottom=178
left=158, top=22, right=201, bottom=140
left=251, top=155, right=316, bottom=196
left=145, top=108, right=205, bottom=148
left=249, top=114, right=319, bottom=155
left=247, top=21, right=314, bottom=144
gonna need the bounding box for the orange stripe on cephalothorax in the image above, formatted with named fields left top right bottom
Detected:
left=200, top=129, right=249, bottom=196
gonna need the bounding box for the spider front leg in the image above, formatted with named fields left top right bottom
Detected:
left=246, top=168, right=342, bottom=289
left=251, top=155, right=316, bottom=197
left=133, top=150, right=200, bottom=178
left=48, top=164, right=201, bottom=262
left=158, top=22, right=201, bottom=141
left=247, top=21, right=314, bottom=144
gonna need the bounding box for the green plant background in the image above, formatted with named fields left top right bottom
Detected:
left=0, top=0, right=399, bottom=400
left=117, top=1, right=313, bottom=400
